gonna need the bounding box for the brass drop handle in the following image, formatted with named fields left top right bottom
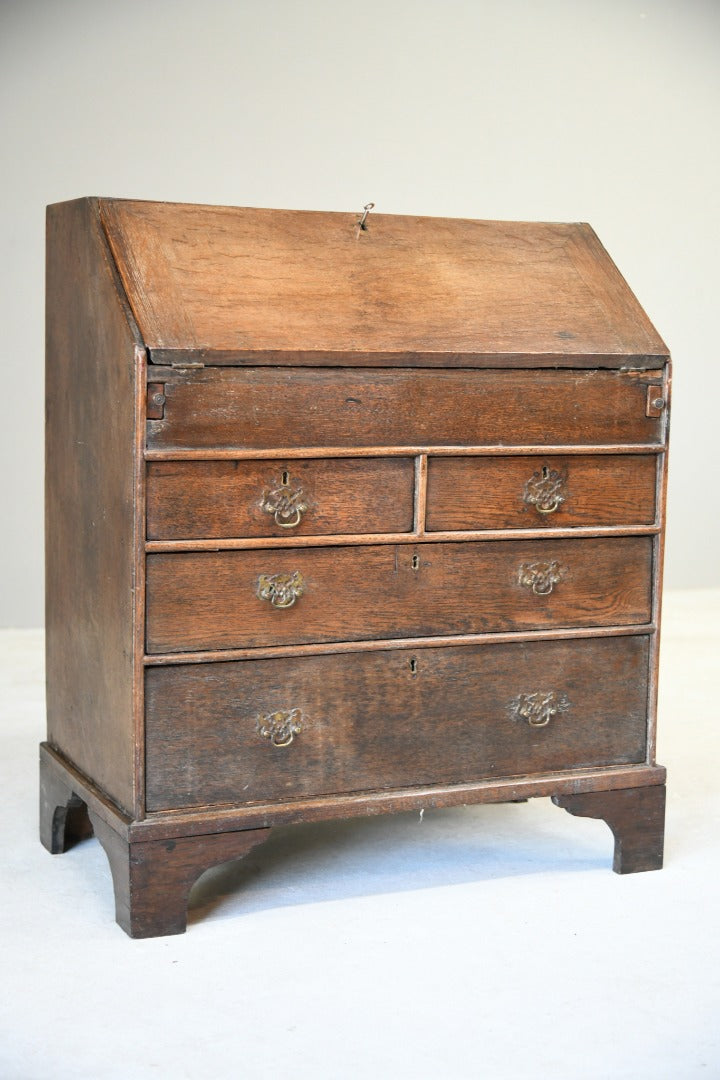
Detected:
left=277, top=507, right=303, bottom=528
left=260, top=474, right=309, bottom=529
left=523, top=465, right=566, bottom=515
left=534, top=499, right=562, bottom=515
left=511, top=691, right=569, bottom=728
left=256, top=709, right=304, bottom=747
left=257, top=571, right=305, bottom=609
left=518, top=560, right=562, bottom=596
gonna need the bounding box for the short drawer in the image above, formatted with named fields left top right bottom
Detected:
left=426, top=454, right=658, bottom=531
left=144, top=635, right=650, bottom=810
left=147, top=367, right=664, bottom=451
left=147, top=457, right=415, bottom=539
left=145, top=536, right=652, bottom=653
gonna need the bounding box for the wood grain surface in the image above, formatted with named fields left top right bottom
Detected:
left=45, top=198, right=142, bottom=815
left=145, top=536, right=653, bottom=653
left=99, top=199, right=667, bottom=364
left=145, top=635, right=650, bottom=810
left=426, top=454, right=658, bottom=531
left=147, top=367, right=664, bottom=452
left=147, top=457, right=415, bottom=539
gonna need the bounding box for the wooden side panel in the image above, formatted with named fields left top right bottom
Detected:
left=426, top=454, right=658, bottom=531
left=147, top=368, right=664, bottom=451
left=145, top=636, right=650, bottom=810
left=145, top=537, right=653, bottom=653
left=146, top=457, right=415, bottom=539
left=45, top=198, right=141, bottom=815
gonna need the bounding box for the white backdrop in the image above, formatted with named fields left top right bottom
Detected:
left=2, top=0, right=719, bottom=625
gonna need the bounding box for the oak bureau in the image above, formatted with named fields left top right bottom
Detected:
left=41, top=198, right=669, bottom=937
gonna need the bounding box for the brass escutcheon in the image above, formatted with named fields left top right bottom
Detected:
left=518, top=560, right=563, bottom=596
left=260, top=477, right=309, bottom=529
left=257, top=570, right=305, bottom=609
left=523, top=465, right=566, bottom=515
left=256, top=708, right=304, bottom=747
left=511, top=690, right=569, bottom=728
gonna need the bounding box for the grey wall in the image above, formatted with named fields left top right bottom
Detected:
left=2, top=0, right=719, bottom=626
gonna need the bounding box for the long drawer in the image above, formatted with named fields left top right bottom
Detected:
left=147, top=368, right=664, bottom=451
left=145, top=536, right=652, bottom=653
left=147, top=457, right=415, bottom=539
left=426, top=454, right=658, bottom=531
left=144, top=635, right=650, bottom=810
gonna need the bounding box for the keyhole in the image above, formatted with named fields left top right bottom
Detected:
left=281, top=470, right=289, bottom=486
left=411, top=554, right=420, bottom=570
left=541, top=465, right=549, bottom=479
left=410, top=657, right=418, bottom=674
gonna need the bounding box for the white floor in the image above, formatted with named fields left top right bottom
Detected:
left=1, top=590, right=719, bottom=1080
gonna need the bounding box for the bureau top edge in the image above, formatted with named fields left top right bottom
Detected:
left=63, top=196, right=670, bottom=364
left=145, top=348, right=670, bottom=370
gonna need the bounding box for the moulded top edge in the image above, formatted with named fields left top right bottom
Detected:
left=145, top=348, right=670, bottom=370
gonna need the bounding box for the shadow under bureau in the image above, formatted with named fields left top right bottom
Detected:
left=42, top=198, right=669, bottom=937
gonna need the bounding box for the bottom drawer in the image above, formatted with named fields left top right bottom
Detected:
left=145, top=636, right=650, bottom=811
